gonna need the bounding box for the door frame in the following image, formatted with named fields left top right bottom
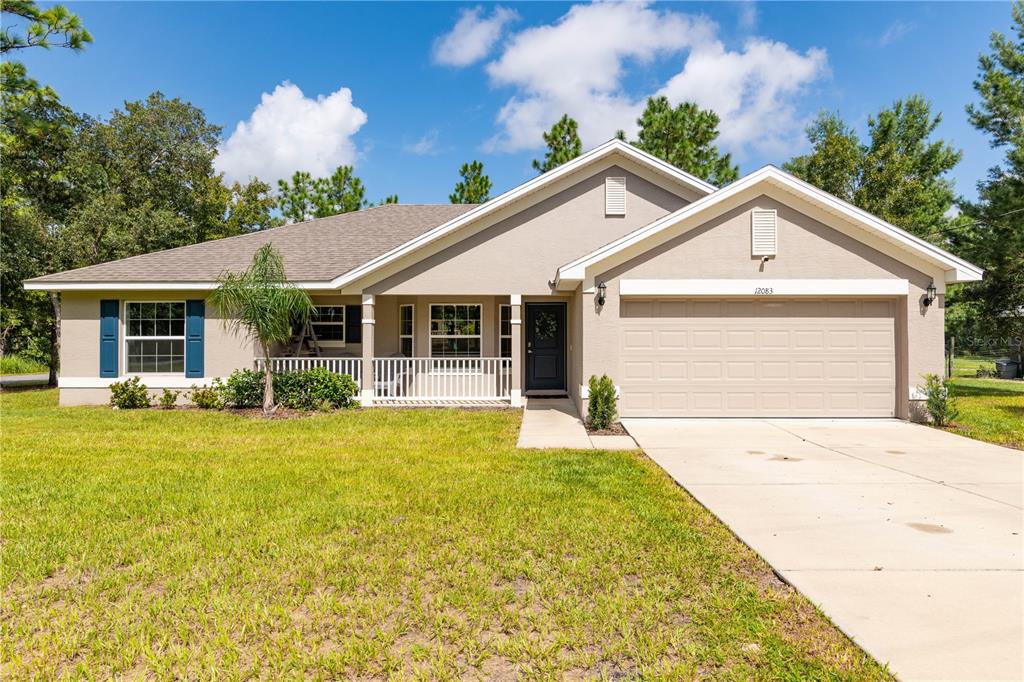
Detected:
left=524, top=301, right=567, bottom=394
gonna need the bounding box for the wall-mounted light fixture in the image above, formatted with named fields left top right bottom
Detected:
left=923, top=281, right=937, bottom=307
left=597, top=281, right=607, bottom=306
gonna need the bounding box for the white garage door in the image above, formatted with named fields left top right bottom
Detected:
left=618, top=299, right=896, bottom=417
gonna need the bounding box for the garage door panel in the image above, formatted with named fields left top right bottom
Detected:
left=618, top=298, right=896, bottom=417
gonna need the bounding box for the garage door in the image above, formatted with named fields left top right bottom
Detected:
left=618, top=299, right=896, bottom=417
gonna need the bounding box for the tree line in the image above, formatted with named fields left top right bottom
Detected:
left=3, top=0, right=1021, bottom=381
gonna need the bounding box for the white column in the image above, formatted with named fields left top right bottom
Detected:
left=510, top=294, right=523, bottom=407
left=361, top=294, right=375, bottom=406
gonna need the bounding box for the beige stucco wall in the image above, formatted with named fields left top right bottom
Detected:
left=579, top=195, right=946, bottom=419
left=365, top=164, right=690, bottom=296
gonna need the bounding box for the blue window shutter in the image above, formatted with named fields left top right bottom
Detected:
left=345, top=304, right=362, bottom=343
left=99, top=300, right=119, bottom=377
left=185, top=300, right=205, bottom=378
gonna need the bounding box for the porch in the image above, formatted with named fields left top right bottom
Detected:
left=255, top=293, right=577, bottom=408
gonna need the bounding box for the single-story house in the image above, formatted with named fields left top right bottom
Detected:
left=25, top=140, right=982, bottom=419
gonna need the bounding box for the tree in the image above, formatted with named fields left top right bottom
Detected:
left=450, top=160, right=492, bottom=203
left=207, top=244, right=313, bottom=414
left=1, top=0, right=92, bottom=54
left=222, top=179, right=280, bottom=237
left=532, top=114, right=582, bottom=173
left=276, top=165, right=377, bottom=223
left=785, top=96, right=960, bottom=242
left=782, top=112, right=862, bottom=201
left=631, top=96, right=738, bottom=186
left=947, top=1, right=1024, bottom=350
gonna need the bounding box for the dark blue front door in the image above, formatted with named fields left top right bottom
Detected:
left=525, top=303, right=566, bottom=392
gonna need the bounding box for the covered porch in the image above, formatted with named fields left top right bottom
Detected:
left=257, top=294, right=576, bottom=407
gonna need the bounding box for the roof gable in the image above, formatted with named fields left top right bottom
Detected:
left=556, top=166, right=983, bottom=287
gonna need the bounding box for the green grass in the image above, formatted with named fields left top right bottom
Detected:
left=1, top=390, right=889, bottom=681
left=0, top=354, right=48, bottom=376
left=948, top=376, right=1024, bottom=449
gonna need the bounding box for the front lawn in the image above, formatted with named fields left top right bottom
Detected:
left=1, top=390, right=888, bottom=680
left=948, top=377, right=1024, bottom=449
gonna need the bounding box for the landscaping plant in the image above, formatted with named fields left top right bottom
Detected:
left=273, top=367, right=358, bottom=411
left=189, top=381, right=224, bottom=410
left=587, top=374, right=618, bottom=430
left=208, top=245, right=313, bottom=415
left=922, top=373, right=959, bottom=426
left=108, top=377, right=150, bottom=409
left=158, top=388, right=179, bottom=409
left=222, top=368, right=265, bottom=408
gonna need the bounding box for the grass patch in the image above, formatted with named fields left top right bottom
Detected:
left=948, top=377, right=1024, bottom=449
left=0, top=354, right=47, bottom=376
left=1, top=389, right=889, bottom=680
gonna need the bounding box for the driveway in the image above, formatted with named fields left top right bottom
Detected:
left=623, top=418, right=1023, bottom=682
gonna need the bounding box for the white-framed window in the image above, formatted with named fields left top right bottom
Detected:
left=399, top=304, right=414, bottom=357
left=429, top=304, right=481, bottom=358
left=499, top=304, right=512, bottom=358
left=311, top=305, right=345, bottom=342
left=125, top=301, right=185, bottom=373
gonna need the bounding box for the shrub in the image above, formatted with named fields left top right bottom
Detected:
left=975, top=364, right=998, bottom=378
left=109, top=377, right=151, bottom=409
left=922, top=373, right=959, bottom=427
left=273, top=367, right=358, bottom=411
left=158, top=388, right=180, bottom=408
left=587, top=374, right=618, bottom=430
left=222, top=368, right=264, bottom=408
left=190, top=380, right=225, bottom=410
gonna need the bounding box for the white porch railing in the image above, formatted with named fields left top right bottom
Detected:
left=255, top=357, right=362, bottom=384
left=373, top=357, right=511, bottom=403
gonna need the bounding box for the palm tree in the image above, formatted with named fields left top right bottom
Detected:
left=208, top=244, right=313, bottom=414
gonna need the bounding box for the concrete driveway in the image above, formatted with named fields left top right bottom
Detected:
left=623, top=418, right=1023, bottom=682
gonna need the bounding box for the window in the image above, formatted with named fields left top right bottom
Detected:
left=499, top=304, right=512, bottom=358
left=399, top=304, right=414, bottom=357
left=311, top=305, right=345, bottom=342
left=125, top=302, right=185, bottom=373
left=430, top=304, right=481, bottom=357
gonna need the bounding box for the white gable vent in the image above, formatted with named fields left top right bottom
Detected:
left=605, top=176, right=626, bottom=216
left=751, top=209, right=777, bottom=257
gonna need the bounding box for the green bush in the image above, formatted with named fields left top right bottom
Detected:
left=975, top=364, right=998, bottom=378
left=158, top=388, right=180, bottom=408
left=0, top=354, right=48, bottom=375
left=222, top=368, right=264, bottom=408
left=922, top=373, right=959, bottom=427
left=587, top=374, right=618, bottom=430
left=190, top=380, right=224, bottom=410
left=109, top=377, right=151, bottom=409
left=273, top=367, right=358, bottom=411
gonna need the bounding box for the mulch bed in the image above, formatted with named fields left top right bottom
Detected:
left=586, top=421, right=628, bottom=436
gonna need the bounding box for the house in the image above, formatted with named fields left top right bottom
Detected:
left=25, top=140, right=982, bottom=419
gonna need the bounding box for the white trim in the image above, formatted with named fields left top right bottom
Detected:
left=60, top=375, right=214, bottom=389
left=361, top=318, right=375, bottom=325
left=510, top=294, right=522, bottom=305
left=619, top=278, right=910, bottom=297
left=509, top=319, right=522, bottom=325
left=510, top=388, right=522, bottom=408
left=362, top=294, right=375, bottom=305
left=360, top=387, right=374, bottom=407
left=499, top=304, right=512, bottom=358
left=324, top=140, right=714, bottom=290
left=124, top=300, right=187, bottom=376
left=556, top=165, right=984, bottom=286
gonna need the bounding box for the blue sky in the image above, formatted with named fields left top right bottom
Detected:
left=19, top=2, right=1015, bottom=203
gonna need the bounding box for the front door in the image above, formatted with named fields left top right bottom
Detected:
left=525, top=302, right=566, bottom=392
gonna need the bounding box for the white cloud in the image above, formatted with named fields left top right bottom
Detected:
left=878, top=20, right=913, bottom=47
left=216, top=81, right=368, bottom=186
left=404, top=129, right=440, bottom=155
left=737, top=1, right=758, bottom=32
left=463, top=2, right=828, bottom=160
left=433, top=6, right=518, bottom=67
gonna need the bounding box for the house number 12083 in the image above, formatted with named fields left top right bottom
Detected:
left=754, top=287, right=774, bottom=295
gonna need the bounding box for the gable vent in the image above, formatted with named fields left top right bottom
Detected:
left=751, top=209, right=777, bottom=257
left=605, top=176, right=626, bottom=216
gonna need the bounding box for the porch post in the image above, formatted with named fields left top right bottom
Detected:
left=510, top=294, right=522, bottom=407
left=361, top=294, right=375, bottom=406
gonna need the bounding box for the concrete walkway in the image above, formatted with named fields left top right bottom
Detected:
left=625, top=418, right=1023, bottom=682
left=516, top=398, right=636, bottom=450
left=0, top=373, right=49, bottom=388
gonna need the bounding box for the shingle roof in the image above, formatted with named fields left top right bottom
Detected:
left=27, top=204, right=477, bottom=284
